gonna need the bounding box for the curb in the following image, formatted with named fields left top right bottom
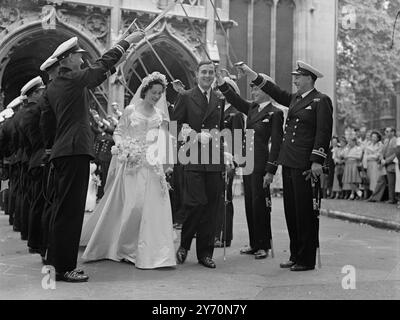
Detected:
left=320, top=209, right=400, bottom=232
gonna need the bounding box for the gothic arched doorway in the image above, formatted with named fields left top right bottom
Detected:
left=0, top=21, right=102, bottom=107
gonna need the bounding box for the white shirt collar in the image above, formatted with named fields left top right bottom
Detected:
left=224, top=102, right=231, bottom=111
left=198, top=85, right=211, bottom=101
left=258, top=101, right=270, bottom=111
left=301, top=88, right=314, bottom=99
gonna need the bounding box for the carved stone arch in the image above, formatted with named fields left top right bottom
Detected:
left=122, top=20, right=201, bottom=105
left=277, top=0, right=296, bottom=9
left=0, top=15, right=104, bottom=106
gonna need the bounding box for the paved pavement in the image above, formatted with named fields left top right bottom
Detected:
left=321, top=198, right=400, bottom=232
left=0, top=196, right=399, bottom=300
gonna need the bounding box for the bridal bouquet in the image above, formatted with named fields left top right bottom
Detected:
left=111, top=138, right=148, bottom=169
left=111, top=138, right=171, bottom=196
left=91, top=174, right=102, bottom=187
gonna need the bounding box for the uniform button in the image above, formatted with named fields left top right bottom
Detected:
left=293, top=133, right=296, bottom=136
left=202, top=124, right=205, bottom=128
left=283, top=138, right=285, bottom=142
left=296, top=119, right=299, bottom=122
left=284, top=131, right=286, bottom=134
left=295, top=126, right=297, bottom=129
left=249, top=148, right=253, bottom=151
left=292, top=139, right=295, bottom=143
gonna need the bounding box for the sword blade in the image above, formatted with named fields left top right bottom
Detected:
left=144, top=0, right=179, bottom=32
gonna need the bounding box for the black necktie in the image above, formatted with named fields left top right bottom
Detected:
left=203, top=91, right=208, bottom=103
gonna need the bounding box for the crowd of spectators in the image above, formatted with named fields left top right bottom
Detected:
left=322, top=126, right=400, bottom=207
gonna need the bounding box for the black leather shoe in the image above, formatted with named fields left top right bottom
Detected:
left=254, top=249, right=268, bottom=260
left=280, top=260, right=296, bottom=268
left=176, top=247, right=188, bottom=264
left=290, top=264, right=315, bottom=271
left=240, top=246, right=256, bottom=255
left=198, top=257, right=216, bottom=269
left=56, top=270, right=89, bottom=282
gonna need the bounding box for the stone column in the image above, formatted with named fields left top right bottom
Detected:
left=395, top=80, right=400, bottom=134
left=245, top=0, right=254, bottom=99
left=270, top=0, right=278, bottom=80
left=108, top=0, right=125, bottom=112
left=206, top=0, right=219, bottom=62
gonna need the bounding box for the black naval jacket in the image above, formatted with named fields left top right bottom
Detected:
left=172, top=86, right=225, bottom=172
left=223, top=104, right=245, bottom=157
left=218, top=81, right=283, bottom=174
left=0, top=117, right=14, bottom=159
left=252, top=75, right=333, bottom=169
left=10, top=109, right=24, bottom=165
left=41, top=40, right=130, bottom=161
left=21, top=102, right=45, bottom=171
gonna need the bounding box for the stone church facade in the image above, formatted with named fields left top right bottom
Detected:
left=0, top=0, right=336, bottom=128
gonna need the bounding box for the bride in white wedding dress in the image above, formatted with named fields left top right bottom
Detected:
left=80, top=72, right=177, bottom=269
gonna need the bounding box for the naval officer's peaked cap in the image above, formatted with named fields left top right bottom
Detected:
left=0, top=108, right=14, bottom=119
left=6, top=96, right=24, bottom=109
left=40, top=56, right=59, bottom=71
left=51, top=37, right=86, bottom=61
left=291, top=60, right=324, bottom=80
left=20, top=76, right=45, bottom=96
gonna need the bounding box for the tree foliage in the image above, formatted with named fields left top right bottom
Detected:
left=337, top=0, right=400, bottom=132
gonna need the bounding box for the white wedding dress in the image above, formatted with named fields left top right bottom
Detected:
left=80, top=105, right=176, bottom=269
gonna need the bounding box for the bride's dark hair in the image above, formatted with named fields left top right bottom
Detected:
left=140, top=79, right=166, bottom=99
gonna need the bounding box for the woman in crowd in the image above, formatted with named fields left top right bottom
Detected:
left=331, top=136, right=347, bottom=199
left=364, top=131, right=383, bottom=200
left=342, top=137, right=363, bottom=200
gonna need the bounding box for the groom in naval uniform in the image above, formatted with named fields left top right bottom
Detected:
left=239, top=61, right=333, bottom=271
left=40, top=31, right=144, bottom=282
left=172, top=60, right=225, bottom=269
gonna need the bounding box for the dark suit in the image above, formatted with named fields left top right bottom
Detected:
left=219, top=82, right=283, bottom=251
left=8, top=109, right=24, bottom=233
left=39, top=83, right=57, bottom=261
left=253, top=74, right=333, bottom=267
left=215, top=104, right=245, bottom=246
left=171, top=86, right=224, bottom=260
left=0, top=117, right=15, bottom=224
left=93, top=128, right=114, bottom=199
left=12, top=107, right=31, bottom=238
left=20, top=101, right=46, bottom=251
left=40, top=40, right=129, bottom=273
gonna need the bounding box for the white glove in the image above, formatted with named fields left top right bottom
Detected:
left=198, top=132, right=212, bottom=145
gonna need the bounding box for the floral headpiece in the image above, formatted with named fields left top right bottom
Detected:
left=142, top=71, right=168, bottom=88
